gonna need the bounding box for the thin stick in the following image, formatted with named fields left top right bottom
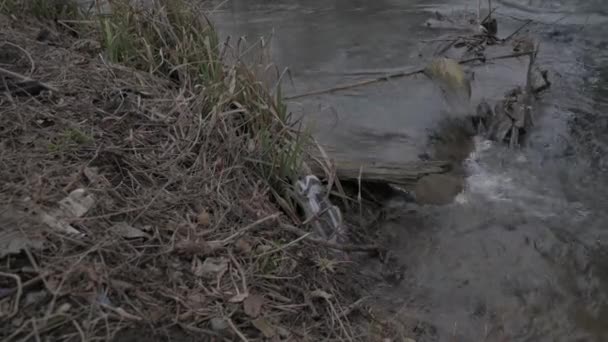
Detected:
left=504, top=19, right=532, bottom=41
left=280, top=224, right=382, bottom=253
left=228, top=249, right=248, bottom=295
left=226, top=317, right=249, bottom=342
left=0, top=67, right=58, bottom=93
left=338, top=296, right=370, bottom=318
left=1, top=42, right=35, bottom=76
left=221, top=213, right=279, bottom=243
left=286, top=51, right=533, bottom=100
left=0, top=272, right=22, bottom=318
left=285, top=68, right=422, bottom=100
left=256, top=232, right=312, bottom=258
left=0, top=273, right=44, bottom=300
left=488, top=0, right=493, bottom=19
left=481, top=6, right=498, bottom=24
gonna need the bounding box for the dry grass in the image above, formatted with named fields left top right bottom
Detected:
left=0, top=1, right=384, bottom=340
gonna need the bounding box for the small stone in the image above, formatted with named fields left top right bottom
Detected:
left=210, top=317, right=229, bottom=332
left=415, top=174, right=464, bottom=205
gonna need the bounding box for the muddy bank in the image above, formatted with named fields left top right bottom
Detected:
left=208, top=0, right=608, bottom=341
left=0, top=2, right=387, bottom=341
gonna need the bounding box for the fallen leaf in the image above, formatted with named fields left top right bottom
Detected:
left=111, top=222, right=150, bottom=239
left=175, top=240, right=221, bottom=256
left=252, top=318, right=276, bottom=338
left=186, top=292, right=207, bottom=310
left=112, top=307, right=142, bottom=321
left=192, top=257, right=228, bottom=279
left=38, top=188, right=96, bottom=237
left=58, top=188, right=95, bottom=217
left=210, top=317, right=229, bottom=332
left=197, top=210, right=210, bottom=226
left=424, top=57, right=471, bottom=99
left=243, top=294, right=264, bottom=318
left=83, top=167, right=101, bottom=184
left=24, top=291, right=47, bottom=306
left=228, top=292, right=249, bottom=303
left=39, top=211, right=82, bottom=236
left=0, top=230, right=44, bottom=258
left=256, top=244, right=273, bottom=254
left=45, top=276, right=62, bottom=294
left=310, top=289, right=333, bottom=300
left=109, top=279, right=134, bottom=291
left=235, top=238, right=252, bottom=254
left=11, top=316, right=24, bottom=327
left=56, top=303, right=71, bottom=314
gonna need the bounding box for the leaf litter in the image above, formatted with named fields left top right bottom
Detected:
left=0, top=1, right=379, bottom=340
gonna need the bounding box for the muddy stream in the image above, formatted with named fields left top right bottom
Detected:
left=208, top=0, right=608, bottom=341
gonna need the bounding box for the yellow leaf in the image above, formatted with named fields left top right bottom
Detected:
left=424, top=57, right=470, bottom=98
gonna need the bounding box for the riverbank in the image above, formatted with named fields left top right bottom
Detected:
left=0, top=1, right=392, bottom=340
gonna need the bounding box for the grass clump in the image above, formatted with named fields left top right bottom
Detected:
left=0, top=0, right=373, bottom=341
left=0, top=0, right=80, bottom=19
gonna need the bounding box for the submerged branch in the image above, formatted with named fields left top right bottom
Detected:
left=285, top=51, right=534, bottom=100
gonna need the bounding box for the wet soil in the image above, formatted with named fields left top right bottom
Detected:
left=209, top=0, right=608, bottom=341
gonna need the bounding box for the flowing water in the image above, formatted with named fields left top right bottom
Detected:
left=209, top=0, right=608, bottom=341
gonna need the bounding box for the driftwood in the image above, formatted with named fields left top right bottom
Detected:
left=308, top=157, right=451, bottom=187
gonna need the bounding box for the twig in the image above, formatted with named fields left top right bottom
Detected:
left=285, top=69, right=423, bottom=100
left=338, top=296, right=370, bottom=318
left=221, top=213, right=279, bottom=244
left=256, top=232, right=312, bottom=258
left=286, top=51, right=533, bottom=100
left=0, top=273, right=44, bottom=300
left=481, top=6, right=498, bottom=24
left=504, top=19, right=532, bottom=41
left=72, top=320, right=86, bottom=342
left=226, top=317, right=249, bottom=342
left=228, top=249, right=248, bottom=295
left=0, top=67, right=58, bottom=93
left=1, top=42, right=35, bottom=76
left=0, top=272, right=22, bottom=318
left=458, top=50, right=533, bottom=64
left=280, top=224, right=382, bottom=253
left=100, top=303, right=142, bottom=321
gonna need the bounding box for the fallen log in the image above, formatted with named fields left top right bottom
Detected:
left=308, top=155, right=451, bottom=188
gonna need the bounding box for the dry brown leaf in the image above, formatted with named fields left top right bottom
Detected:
left=243, top=294, right=264, bottom=318
left=197, top=210, right=210, bottom=226
left=252, top=317, right=276, bottom=338
left=235, top=238, right=253, bottom=254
